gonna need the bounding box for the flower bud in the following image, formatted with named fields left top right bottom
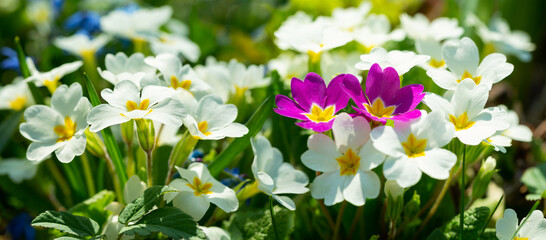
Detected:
left=385, top=180, right=405, bottom=221
left=472, top=157, right=497, bottom=200
left=135, top=119, right=155, bottom=152
left=120, top=120, right=135, bottom=145
left=84, top=129, right=106, bottom=158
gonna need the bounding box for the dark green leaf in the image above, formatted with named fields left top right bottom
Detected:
left=0, top=110, right=22, bottom=154
left=223, top=205, right=294, bottom=240
left=118, top=185, right=177, bottom=224
left=120, top=207, right=201, bottom=239
left=426, top=207, right=490, bottom=240
left=31, top=210, right=100, bottom=237
left=15, top=36, right=43, bottom=104
left=69, top=190, right=115, bottom=227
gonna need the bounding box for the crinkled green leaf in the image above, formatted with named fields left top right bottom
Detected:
left=426, top=207, right=491, bottom=240
left=521, top=162, right=546, bottom=200
left=31, top=210, right=100, bottom=237
left=118, top=185, right=177, bottom=224
left=69, top=190, right=115, bottom=226
left=223, top=205, right=294, bottom=240
left=120, top=207, right=203, bottom=239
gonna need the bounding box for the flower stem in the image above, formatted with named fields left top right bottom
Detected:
left=80, top=153, right=96, bottom=197
left=332, top=201, right=347, bottom=240
left=146, top=150, right=153, bottom=187
left=459, top=144, right=467, bottom=240
left=269, top=196, right=279, bottom=240
left=166, top=131, right=198, bottom=184
left=104, top=153, right=124, bottom=203
left=348, top=206, right=364, bottom=239
left=126, top=142, right=135, bottom=177
left=45, top=159, right=72, bottom=207
left=415, top=168, right=454, bottom=237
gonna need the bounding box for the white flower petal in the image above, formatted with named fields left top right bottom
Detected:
left=301, top=134, right=340, bottom=172
left=173, top=192, right=210, bottom=221
left=443, top=37, right=479, bottom=76
left=27, top=141, right=64, bottom=161
left=358, top=142, right=385, bottom=171
left=20, top=105, right=62, bottom=142
left=101, top=81, right=140, bottom=110
left=87, top=104, right=130, bottom=132
left=342, top=171, right=380, bottom=206
left=426, top=69, right=459, bottom=90
left=273, top=195, right=296, bottom=211
left=496, top=209, right=518, bottom=240
left=0, top=158, right=42, bottom=183
left=333, top=114, right=370, bottom=153
left=371, top=126, right=404, bottom=158
left=416, top=149, right=456, bottom=180
left=477, top=53, right=513, bottom=85
left=55, top=135, right=86, bottom=163
left=272, top=163, right=309, bottom=195
left=310, top=171, right=346, bottom=206
left=383, top=157, right=422, bottom=188
left=124, top=175, right=147, bottom=203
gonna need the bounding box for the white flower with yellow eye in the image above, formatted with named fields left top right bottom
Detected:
left=250, top=136, right=309, bottom=210
left=426, top=37, right=513, bottom=90
left=496, top=209, right=546, bottom=240
left=371, top=111, right=457, bottom=188
left=400, top=13, right=463, bottom=41
left=415, top=38, right=448, bottom=71
left=19, top=83, right=91, bottom=163
left=0, top=158, right=44, bottom=183
left=143, top=53, right=210, bottom=97
left=355, top=47, right=430, bottom=76
left=165, top=163, right=238, bottom=221
left=354, top=14, right=405, bottom=51
left=423, top=79, right=510, bottom=146
left=485, top=105, right=533, bottom=153
left=86, top=80, right=186, bottom=132
left=149, top=33, right=200, bottom=63
left=53, top=34, right=110, bottom=59
left=181, top=94, right=248, bottom=140
left=97, top=52, right=156, bottom=87
left=323, top=2, right=371, bottom=38
left=25, top=58, right=83, bottom=93
left=0, top=77, right=34, bottom=111
left=268, top=53, right=308, bottom=85
left=301, top=113, right=385, bottom=206
left=100, top=6, right=172, bottom=41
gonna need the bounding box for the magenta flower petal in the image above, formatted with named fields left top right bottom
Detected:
left=291, top=73, right=326, bottom=110
left=390, top=109, right=422, bottom=122
left=366, top=64, right=400, bottom=104
left=274, top=95, right=308, bottom=120
left=392, top=84, right=425, bottom=114
left=296, top=120, right=334, bottom=132
left=341, top=74, right=367, bottom=109
left=325, top=74, right=353, bottom=111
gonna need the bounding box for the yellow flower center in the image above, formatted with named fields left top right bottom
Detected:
left=513, top=238, right=528, bottom=240
left=53, top=117, right=77, bottom=142
left=80, top=49, right=95, bottom=61
left=303, top=104, right=336, bottom=123
left=193, top=121, right=212, bottom=139
left=44, top=76, right=60, bottom=94
left=126, top=99, right=150, bottom=111
left=449, top=112, right=475, bottom=131
left=429, top=59, right=446, bottom=68
left=186, top=177, right=213, bottom=196
left=401, top=133, right=427, bottom=158
left=234, top=85, right=248, bottom=100
left=336, top=148, right=360, bottom=176
left=307, top=45, right=323, bottom=64
left=364, top=98, right=396, bottom=119
left=9, top=96, right=27, bottom=111
left=458, top=70, right=481, bottom=85
left=170, top=76, right=192, bottom=90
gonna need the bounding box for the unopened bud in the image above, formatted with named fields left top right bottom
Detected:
left=135, top=119, right=155, bottom=152
left=472, top=157, right=497, bottom=200
left=84, top=129, right=106, bottom=158
left=385, top=180, right=405, bottom=221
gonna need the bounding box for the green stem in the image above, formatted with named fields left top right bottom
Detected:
left=332, top=201, right=347, bottom=240
left=459, top=144, right=467, bottom=240
left=348, top=206, right=364, bottom=239
left=511, top=200, right=541, bottom=239
left=126, top=142, right=135, bottom=177
left=166, top=132, right=198, bottom=184
left=81, top=153, right=96, bottom=197
left=45, top=159, right=72, bottom=207
left=104, top=153, right=124, bottom=203
left=146, top=150, right=153, bottom=187
left=269, top=196, right=279, bottom=240
left=478, top=195, right=503, bottom=240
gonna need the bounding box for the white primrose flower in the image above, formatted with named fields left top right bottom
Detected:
left=321, top=52, right=363, bottom=83
left=86, top=80, right=186, bottom=132
left=0, top=158, right=45, bottom=183
left=415, top=38, right=447, bottom=71
left=321, top=2, right=372, bottom=39
left=355, top=47, right=430, bottom=76
left=468, top=14, right=535, bottom=62
left=195, top=58, right=270, bottom=102
left=124, top=175, right=146, bottom=203
left=25, top=0, right=53, bottom=35
left=274, top=11, right=352, bottom=59
left=354, top=14, right=405, bottom=51
left=0, top=77, right=34, bottom=111
left=371, top=111, right=457, bottom=188
left=423, top=79, right=510, bottom=146
left=165, top=162, right=238, bottom=221
left=181, top=94, right=248, bottom=140
left=25, top=58, right=83, bottom=93
left=149, top=33, right=201, bottom=63
left=20, top=83, right=92, bottom=163
left=199, top=226, right=230, bottom=240
left=496, top=209, right=546, bottom=240
left=54, top=34, right=110, bottom=59
left=426, top=37, right=514, bottom=90
left=143, top=53, right=210, bottom=97
left=251, top=136, right=309, bottom=210
left=268, top=53, right=308, bottom=85
left=97, top=52, right=156, bottom=87
left=486, top=105, right=533, bottom=153
left=301, top=113, right=385, bottom=206
left=399, top=13, right=463, bottom=41
left=100, top=6, right=172, bottom=41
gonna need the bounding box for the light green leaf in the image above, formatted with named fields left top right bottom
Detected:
left=31, top=210, right=100, bottom=237
left=120, top=207, right=203, bottom=239
left=118, top=185, right=177, bottom=224
left=521, top=162, right=546, bottom=200
left=223, top=205, right=295, bottom=240
left=69, top=190, right=115, bottom=227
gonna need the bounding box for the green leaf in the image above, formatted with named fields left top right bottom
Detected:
left=120, top=207, right=202, bottom=239
left=521, top=162, right=546, bottom=200
left=83, top=73, right=128, bottom=187
left=223, top=205, right=295, bottom=240
left=69, top=190, right=115, bottom=227
left=118, top=185, right=177, bottom=224
left=426, top=207, right=491, bottom=240
left=0, top=110, right=23, bottom=154
left=15, top=36, right=43, bottom=104
left=31, top=210, right=100, bottom=237
left=208, top=95, right=274, bottom=177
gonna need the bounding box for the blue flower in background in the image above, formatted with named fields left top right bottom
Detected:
left=6, top=213, right=36, bottom=240
left=117, top=4, right=139, bottom=13
left=189, top=150, right=204, bottom=163
left=51, top=0, right=64, bottom=17
left=221, top=167, right=247, bottom=187
left=1, top=47, right=20, bottom=72
left=64, top=11, right=101, bottom=36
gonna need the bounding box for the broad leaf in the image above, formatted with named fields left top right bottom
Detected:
left=32, top=211, right=100, bottom=237
left=521, top=162, right=546, bottom=200
left=120, top=207, right=203, bottom=239
left=69, top=190, right=115, bottom=226
left=426, top=207, right=491, bottom=240
left=118, top=185, right=177, bottom=224
left=223, top=205, right=295, bottom=240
